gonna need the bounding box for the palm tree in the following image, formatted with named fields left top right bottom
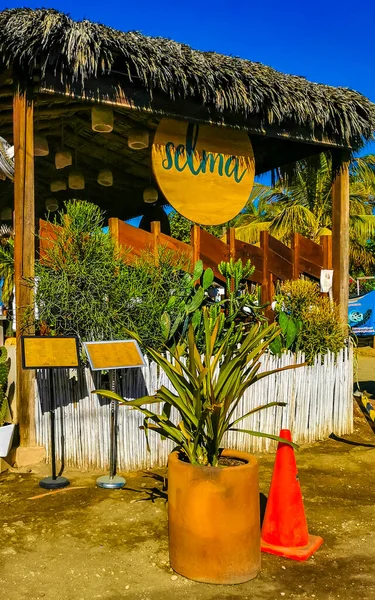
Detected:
left=234, top=153, right=375, bottom=272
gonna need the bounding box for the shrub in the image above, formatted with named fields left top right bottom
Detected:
left=299, top=297, right=346, bottom=363
left=35, top=200, right=189, bottom=351
left=276, top=279, right=320, bottom=318
left=272, top=279, right=345, bottom=362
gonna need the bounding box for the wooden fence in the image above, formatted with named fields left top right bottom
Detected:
left=39, top=218, right=332, bottom=302
left=34, top=347, right=353, bottom=471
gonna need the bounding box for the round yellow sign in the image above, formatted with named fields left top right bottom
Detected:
left=152, top=119, right=255, bottom=225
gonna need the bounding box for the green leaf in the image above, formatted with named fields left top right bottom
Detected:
left=160, top=312, right=171, bottom=340
left=230, top=428, right=299, bottom=449
left=186, top=287, right=205, bottom=314
left=228, top=401, right=287, bottom=428
left=278, top=311, right=289, bottom=334
left=285, top=318, right=297, bottom=349
left=191, top=309, right=201, bottom=330
left=192, top=260, right=204, bottom=282
left=202, top=268, right=214, bottom=290
left=269, top=335, right=282, bottom=356
left=94, top=389, right=164, bottom=407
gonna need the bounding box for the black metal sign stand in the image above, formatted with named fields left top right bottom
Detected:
left=39, top=370, right=70, bottom=490
left=96, top=370, right=126, bottom=489
left=21, top=336, right=80, bottom=491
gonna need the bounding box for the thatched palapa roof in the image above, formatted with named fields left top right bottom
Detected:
left=0, top=8, right=374, bottom=151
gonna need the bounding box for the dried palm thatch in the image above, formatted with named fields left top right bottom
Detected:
left=0, top=8, right=374, bottom=150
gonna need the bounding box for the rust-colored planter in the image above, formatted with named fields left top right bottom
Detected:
left=168, top=449, right=260, bottom=584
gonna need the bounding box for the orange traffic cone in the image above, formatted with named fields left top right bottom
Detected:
left=261, top=429, right=323, bottom=561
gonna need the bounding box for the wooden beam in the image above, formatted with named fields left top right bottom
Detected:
left=151, top=221, right=161, bottom=265
left=13, top=91, right=36, bottom=447
left=332, top=151, right=350, bottom=326
left=39, top=83, right=350, bottom=151
left=291, top=233, right=300, bottom=279
left=260, top=231, right=271, bottom=304
left=321, top=235, right=332, bottom=270
left=191, top=225, right=201, bottom=269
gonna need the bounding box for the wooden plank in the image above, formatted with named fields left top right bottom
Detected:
left=268, top=249, right=293, bottom=280
left=151, top=221, right=161, bottom=264
left=292, top=233, right=300, bottom=279
left=298, top=235, right=324, bottom=266
left=191, top=225, right=201, bottom=269
left=332, top=152, right=350, bottom=325
left=200, top=228, right=229, bottom=282
left=252, top=270, right=263, bottom=285
left=109, top=218, right=153, bottom=258
left=321, top=235, right=332, bottom=269
left=39, top=219, right=60, bottom=261
left=268, top=235, right=292, bottom=263
left=298, top=257, right=322, bottom=279
left=227, top=228, right=236, bottom=260
left=13, top=91, right=36, bottom=447
left=158, top=233, right=193, bottom=267
left=234, top=238, right=263, bottom=273
left=260, top=231, right=270, bottom=304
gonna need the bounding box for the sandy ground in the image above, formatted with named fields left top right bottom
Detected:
left=1, top=357, right=375, bottom=600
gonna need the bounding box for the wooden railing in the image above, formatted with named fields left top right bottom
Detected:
left=39, top=218, right=332, bottom=303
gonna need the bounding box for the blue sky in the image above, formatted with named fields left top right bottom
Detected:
left=6, top=1, right=375, bottom=109
left=5, top=1, right=375, bottom=224
left=6, top=1, right=375, bottom=152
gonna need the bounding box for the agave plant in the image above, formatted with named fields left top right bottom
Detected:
left=96, top=309, right=299, bottom=467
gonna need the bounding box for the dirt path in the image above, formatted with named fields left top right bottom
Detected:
left=1, top=401, right=375, bottom=600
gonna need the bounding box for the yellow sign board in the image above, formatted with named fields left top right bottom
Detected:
left=83, top=340, right=145, bottom=371
left=152, top=118, right=255, bottom=225
left=21, top=336, right=79, bottom=369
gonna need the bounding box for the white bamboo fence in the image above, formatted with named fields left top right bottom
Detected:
left=35, top=347, right=353, bottom=471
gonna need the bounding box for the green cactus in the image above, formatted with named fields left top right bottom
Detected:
left=218, top=258, right=256, bottom=316
left=161, top=260, right=215, bottom=345
left=161, top=258, right=265, bottom=355
left=0, top=347, right=10, bottom=426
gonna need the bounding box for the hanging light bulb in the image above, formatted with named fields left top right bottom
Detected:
left=69, top=170, right=85, bottom=190
left=143, top=187, right=158, bottom=203
left=97, top=169, right=113, bottom=187
left=34, top=134, right=49, bottom=156
left=91, top=105, right=114, bottom=133
left=55, top=150, right=72, bottom=169
left=45, top=198, right=59, bottom=212
left=0, top=207, right=12, bottom=220
left=128, top=128, right=149, bottom=150
left=50, top=180, right=67, bottom=192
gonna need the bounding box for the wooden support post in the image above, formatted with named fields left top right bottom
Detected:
left=151, top=221, right=161, bottom=265
left=191, top=225, right=201, bottom=268
left=321, top=235, right=333, bottom=269
left=332, top=151, right=350, bottom=325
left=291, top=233, right=300, bottom=280
left=13, top=91, right=35, bottom=447
left=260, top=230, right=271, bottom=304
left=227, top=228, right=236, bottom=260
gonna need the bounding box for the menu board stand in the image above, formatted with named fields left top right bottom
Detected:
left=83, top=339, right=146, bottom=490
left=39, top=371, right=70, bottom=490
left=96, top=370, right=125, bottom=489
left=21, top=336, right=80, bottom=490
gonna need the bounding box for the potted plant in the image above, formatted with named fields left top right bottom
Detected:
left=96, top=310, right=298, bottom=584
left=0, top=346, right=14, bottom=458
